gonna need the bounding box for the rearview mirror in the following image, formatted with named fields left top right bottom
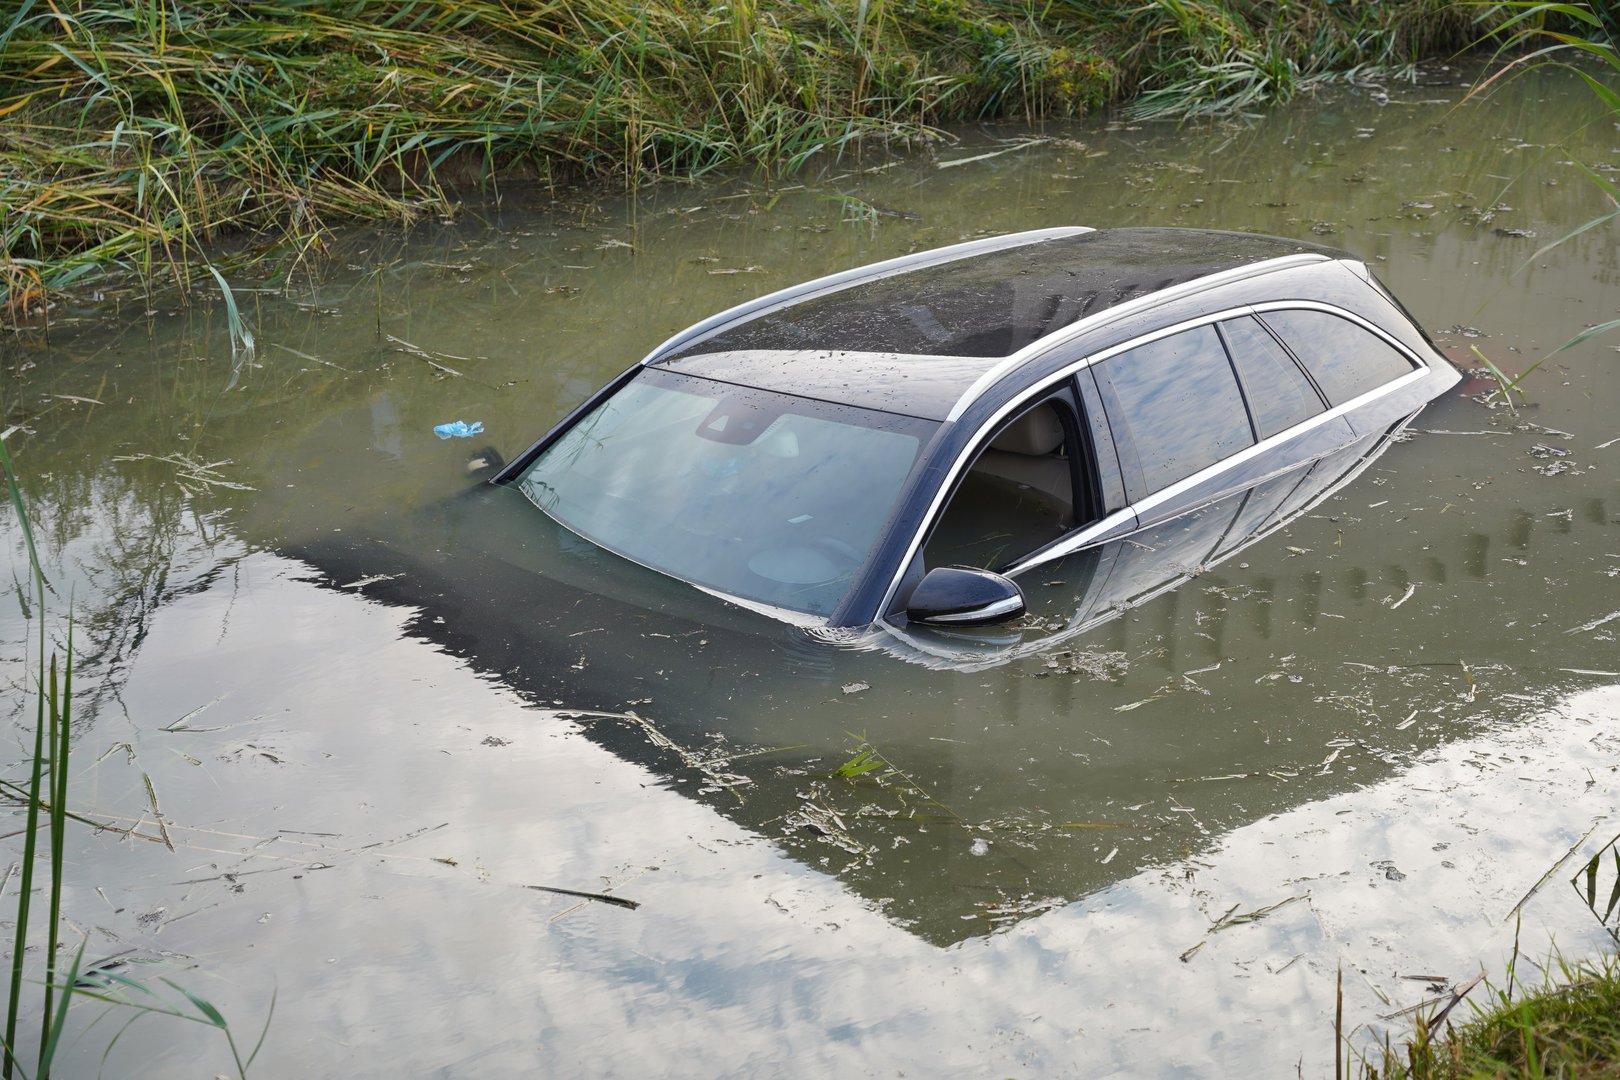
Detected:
left=905, top=566, right=1025, bottom=626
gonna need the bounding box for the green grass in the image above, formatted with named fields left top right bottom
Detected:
left=1351, top=830, right=1620, bottom=1078
left=1356, top=954, right=1620, bottom=1078
left=0, top=0, right=1504, bottom=319
left=1123, top=0, right=1476, bottom=120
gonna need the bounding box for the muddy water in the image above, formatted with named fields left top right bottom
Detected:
left=3, top=62, right=1619, bottom=1076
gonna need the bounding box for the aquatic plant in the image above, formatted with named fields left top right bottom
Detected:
left=1575, top=833, right=1620, bottom=946
left=0, top=438, right=269, bottom=1077
left=1454, top=2, right=1620, bottom=400
left=1481, top=3, right=1620, bottom=350
left=0, top=435, right=72, bottom=1079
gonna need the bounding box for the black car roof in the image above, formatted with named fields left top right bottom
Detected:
left=649, top=228, right=1347, bottom=418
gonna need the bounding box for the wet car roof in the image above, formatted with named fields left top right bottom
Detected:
left=652, top=228, right=1343, bottom=418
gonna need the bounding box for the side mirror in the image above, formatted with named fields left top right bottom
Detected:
left=905, top=566, right=1026, bottom=626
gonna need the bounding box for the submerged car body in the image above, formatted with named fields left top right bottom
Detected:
left=494, top=227, right=1460, bottom=632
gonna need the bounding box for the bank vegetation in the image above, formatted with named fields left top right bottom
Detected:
left=0, top=0, right=1522, bottom=319
left=1357, top=953, right=1620, bottom=1078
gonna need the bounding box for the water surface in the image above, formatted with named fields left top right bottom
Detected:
left=3, top=61, right=1619, bottom=1076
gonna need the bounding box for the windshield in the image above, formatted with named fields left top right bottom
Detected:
left=517, top=368, right=936, bottom=616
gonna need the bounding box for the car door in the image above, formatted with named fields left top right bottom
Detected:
left=1089, top=316, right=1355, bottom=531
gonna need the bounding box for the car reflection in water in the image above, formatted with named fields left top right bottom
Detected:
left=288, top=410, right=1437, bottom=946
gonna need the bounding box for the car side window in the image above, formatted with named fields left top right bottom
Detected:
left=1258, top=308, right=1416, bottom=406
left=923, top=396, right=1084, bottom=572
left=1093, top=324, right=1254, bottom=497
left=1218, top=316, right=1325, bottom=439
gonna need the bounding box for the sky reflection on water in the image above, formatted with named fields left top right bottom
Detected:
left=2, top=60, right=1619, bottom=1076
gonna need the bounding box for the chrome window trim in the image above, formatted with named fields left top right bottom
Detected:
left=876, top=297, right=1434, bottom=620
left=1002, top=508, right=1138, bottom=573
left=638, top=226, right=1094, bottom=366
left=875, top=416, right=1418, bottom=669
left=1045, top=413, right=1414, bottom=613
left=942, top=252, right=1334, bottom=422
left=1246, top=298, right=1425, bottom=383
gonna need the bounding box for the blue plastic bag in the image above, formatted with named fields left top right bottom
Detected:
left=433, top=420, right=484, bottom=439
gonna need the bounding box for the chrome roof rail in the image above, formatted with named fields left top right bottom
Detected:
left=639, top=226, right=1095, bottom=367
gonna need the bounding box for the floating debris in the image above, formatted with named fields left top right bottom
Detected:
left=937, top=137, right=1049, bottom=169
left=1565, top=610, right=1620, bottom=635
left=977, top=893, right=1069, bottom=925
left=1372, top=859, right=1407, bottom=881
left=786, top=788, right=870, bottom=858
left=109, top=452, right=257, bottom=492
left=385, top=333, right=468, bottom=377
left=525, top=883, right=640, bottom=910
left=342, top=573, right=402, bottom=590
left=1506, top=820, right=1610, bottom=920
left=273, top=342, right=353, bottom=372
left=561, top=710, right=756, bottom=801
left=433, top=420, right=484, bottom=439
left=1179, top=894, right=1311, bottom=962
left=1039, top=649, right=1130, bottom=680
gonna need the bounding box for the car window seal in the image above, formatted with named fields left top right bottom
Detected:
left=1213, top=320, right=1262, bottom=443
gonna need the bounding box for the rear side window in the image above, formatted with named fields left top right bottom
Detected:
left=1259, top=309, right=1416, bottom=406
left=1219, top=316, right=1325, bottom=439
left=1095, top=324, right=1254, bottom=494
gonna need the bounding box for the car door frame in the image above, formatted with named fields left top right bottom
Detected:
left=865, top=369, right=1133, bottom=629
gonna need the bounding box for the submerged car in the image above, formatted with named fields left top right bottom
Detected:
left=494, top=227, right=1460, bottom=631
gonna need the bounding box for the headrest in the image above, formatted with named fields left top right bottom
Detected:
left=989, top=403, right=1064, bottom=456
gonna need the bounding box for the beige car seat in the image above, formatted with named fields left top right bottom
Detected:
left=971, top=403, right=1074, bottom=520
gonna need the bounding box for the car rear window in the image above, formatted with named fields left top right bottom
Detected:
left=1094, top=324, right=1255, bottom=495
left=1258, top=309, right=1416, bottom=406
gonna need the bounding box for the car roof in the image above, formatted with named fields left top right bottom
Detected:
left=647, top=227, right=1348, bottom=420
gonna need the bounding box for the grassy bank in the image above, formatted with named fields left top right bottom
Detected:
left=1, top=0, right=1493, bottom=318
left=1356, top=954, right=1620, bottom=1078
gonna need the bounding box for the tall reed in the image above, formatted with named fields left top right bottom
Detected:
left=0, top=436, right=74, bottom=1078
left=0, top=438, right=269, bottom=1075
left=0, top=1, right=1503, bottom=318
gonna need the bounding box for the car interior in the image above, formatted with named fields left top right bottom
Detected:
left=922, top=399, right=1085, bottom=573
